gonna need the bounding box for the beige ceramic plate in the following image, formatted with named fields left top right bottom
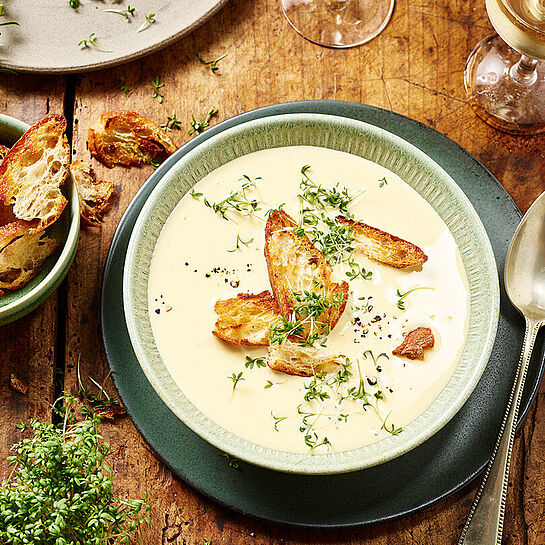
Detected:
left=0, top=0, right=227, bottom=74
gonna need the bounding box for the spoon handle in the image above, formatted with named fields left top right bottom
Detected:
left=458, top=317, right=541, bottom=545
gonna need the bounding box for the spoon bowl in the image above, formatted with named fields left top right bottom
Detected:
left=505, top=191, right=545, bottom=321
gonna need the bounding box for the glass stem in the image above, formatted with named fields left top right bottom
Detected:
left=510, top=54, right=539, bottom=86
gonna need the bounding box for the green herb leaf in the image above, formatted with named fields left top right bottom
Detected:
left=197, top=52, right=227, bottom=74
left=188, top=108, right=218, bottom=136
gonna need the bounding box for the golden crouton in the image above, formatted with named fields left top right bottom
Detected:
left=267, top=342, right=343, bottom=377
left=70, top=161, right=114, bottom=226
left=88, top=111, right=178, bottom=168
left=336, top=215, right=427, bottom=268
left=392, top=327, right=435, bottom=360
left=213, top=291, right=280, bottom=346
left=265, top=210, right=348, bottom=337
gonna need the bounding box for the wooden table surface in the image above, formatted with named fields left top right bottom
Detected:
left=1, top=0, right=545, bottom=543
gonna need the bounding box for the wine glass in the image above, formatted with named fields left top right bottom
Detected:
left=464, top=0, right=545, bottom=134
left=281, top=0, right=395, bottom=49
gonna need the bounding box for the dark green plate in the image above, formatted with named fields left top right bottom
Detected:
left=101, top=100, right=543, bottom=528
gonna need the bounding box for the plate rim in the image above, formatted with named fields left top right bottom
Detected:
left=122, top=111, right=500, bottom=474
left=0, top=0, right=229, bottom=74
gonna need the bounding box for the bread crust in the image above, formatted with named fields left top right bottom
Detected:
left=267, top=342, right=342, bottom=377
left=88, top=111, right=177, bottom=168
left=336, top=215, right=427, bottom=269
left=0, top=144, right=9, bottom=161
left=70, top=161, right=114, bottom=226
left=0, top=114, right=69, bottom=232
left=392, top=327, right=435, bottom=360
left=213, top=290, right=280, bottom=346
left=0, top=227, right=59, bottom=292
left=264, top=210, right=348, bottom=334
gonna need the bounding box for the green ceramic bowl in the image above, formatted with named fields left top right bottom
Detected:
left=124, top=113, right=499, bottom=474
left=0, top=114, right=80, bottom=326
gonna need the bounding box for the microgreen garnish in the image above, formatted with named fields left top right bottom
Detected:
left=137, top=12, right=156, bottom=32
left=346, top=259, right=373, bottom=281
left=269, top=289, right=347, bottom=347
left=264, top=380, right=274, bottom=389
left=245, top=355, right=266, bottom=369
left=378, top=177, right=388, bottom=187
left=299, top=165, right=360, bottom=215
left=396, top=287, right=431, bottom=310
left=271, top=412, right=287, bottom=432
left=149, top=75, right=164, bottom=103
left=381, top=412, right=403, bottom=436
left=73, top=357, right=125, bottom=419
left=104, top=5, right=135, bottom=20
left=218, top=452, right=240, bottom=469
left=362, top=350, right=389, bottom=368
left=69, top=0, right=80, bottom=7
left=161, top=111, right=182, bottom=131
left=190, top=189, right=203, bottom=199
left=0, top=396, right=150, bottom=544
left=188, top=108, right=218, bottom=135
left=118, top=75, right=131, bottom=94
left=78, top=32, right=113, bottom=52
left=228, top=372, right=245, bottom=391
left=227, top=233, right=254, bottom=252
left=197, top=52, right=228, bottom=73
left=150, top=159, right=160, bottom=170
left=195, top=176, right=262, bottom=220
left=352, top=295, right=373, bottom=313
left=0, top=18, right=18, bottom=37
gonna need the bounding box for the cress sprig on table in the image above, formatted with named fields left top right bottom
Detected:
left=0, top=396, right=150, bottom=544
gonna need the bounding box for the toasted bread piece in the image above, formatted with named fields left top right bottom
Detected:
left=392, top=327, right=435, bottom=360
left=70, top=161, right=114, bottom=226
left=213, top=291, right=280, bottom=346
left=0, top=204, right=19, bottom=229
left=267, top=342, right=343, bottom=377
left=0, top=228, right=59, bottom=292
left=336, top=216, right=427, bottom=269
left=88, top=111, right=177, bottom=168
left=0, top=114, right=69, bottom=232
left=264, top=210, right=348, bottom=336
left=0, top=144, right=9, bottom=161
left=0, top=219, right=35, bottom=252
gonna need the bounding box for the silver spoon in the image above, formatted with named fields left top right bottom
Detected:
left=459, top=191, right=545, bottom=545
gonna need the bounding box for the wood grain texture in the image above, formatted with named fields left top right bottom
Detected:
left=0, top=74, right=65, bottom=478
left=1, top=0, right=544, bottom=543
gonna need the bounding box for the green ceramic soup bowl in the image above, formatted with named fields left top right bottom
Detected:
left=123, top=113, right=499, bottom=474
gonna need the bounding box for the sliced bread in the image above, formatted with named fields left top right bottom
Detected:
left=0, top=114, right=69, bottom=232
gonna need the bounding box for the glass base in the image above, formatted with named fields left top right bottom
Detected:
left=464, top=34, right=545, bottom=135
left=281, top=0, right=395, bottom=49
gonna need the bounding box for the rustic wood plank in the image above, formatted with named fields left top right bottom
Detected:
left=0, top=74, right=65, bottom=478
left=63, top=0, right=544, bottom=543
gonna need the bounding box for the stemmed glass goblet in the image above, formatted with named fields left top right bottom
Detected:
left=281, top=0, right=395, bottom=48
left=465, top=0, right=545, bottom=134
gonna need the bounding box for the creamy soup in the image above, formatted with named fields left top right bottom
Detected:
left=148, top=146, right=469, bottom=455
